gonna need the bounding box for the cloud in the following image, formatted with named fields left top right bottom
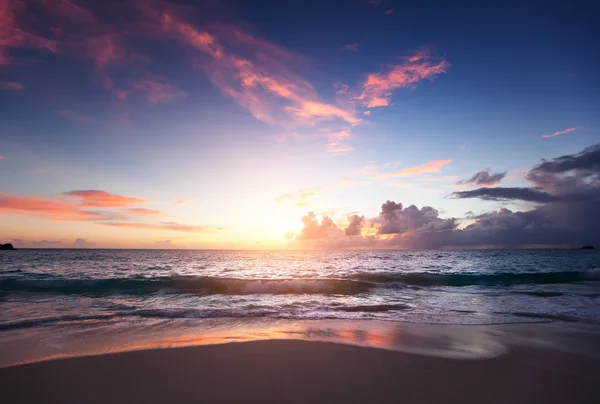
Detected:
left=129, top=6, right=363, bottom=152
left=385, top=9, right=394, bottom=15
left=451, top=187, right=555, bottom=203
left=325, top=129, right=355, bottom=155
left=541, top=127, right=577, bottom=138
left=453, top=142, right=600, bottom=203
left=458, top=169, right=507, bottom=186
left=0, top=0, right=57, bottom=65
left=297, top=212, right=343, bottom=240
left=132, top=77, right=186, bottom=104
left=343, top=43, right=358, bottom=51
left=72, top=238, right=96, bottom=248
left=154, top=13, right=361, bottom=126
left=101, top=221, right=221, bottom=233
left=356, top=52, right=449, bottom=108
left=0, top=194, right=102, bottom=221
left=0, top=81, right=24, bottom=90
left=290, top=142, right=600, bottom=248
left=275, top=187, right=319, bottom=208
left=62, top=190, right=147, bottom=208
left=344, top=214, right=364, bottom=236
left=366, top=159, right=452, bottom=179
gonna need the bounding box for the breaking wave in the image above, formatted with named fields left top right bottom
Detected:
left=1, top=269, right=597, bottom=297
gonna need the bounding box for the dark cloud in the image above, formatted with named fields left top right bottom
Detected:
left=451, top=187, right=555, bottom=203
left=344, top=215, right=364, bottom=236
left=458, top=169, right=506, bottom=186
left=377, top=201, right=454, bottom=235
left=525, top=143, right=600, bottom=196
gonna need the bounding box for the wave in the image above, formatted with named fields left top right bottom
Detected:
left=0, top=276, right=372, bottom=296
left=1, top=269, right=597, bottom=298
left=351, top=270, right=600, bottom=287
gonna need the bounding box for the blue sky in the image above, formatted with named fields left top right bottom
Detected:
left=1, top=0, right=599, bottom=248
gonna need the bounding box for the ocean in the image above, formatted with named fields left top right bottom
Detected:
left=2, top=249, right=600, bottom=326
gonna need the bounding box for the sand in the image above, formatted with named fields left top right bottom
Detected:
left=1, top=339, right=599, bottom=404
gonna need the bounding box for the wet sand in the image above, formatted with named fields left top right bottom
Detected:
left=1, top=339, right=599, bottom=404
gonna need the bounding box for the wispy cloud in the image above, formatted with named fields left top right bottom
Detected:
left=325, top=129, right=355, bottom=155
left=365, top=160, right=452, bottom=179
left=275, top=187, right=320, bottom=208
left=541, top=127, right=577, bottom=138
left=101, top=222, right=221, bottom=233
left=0, top=0, right=57, bottom=65
left=0, top=194, right=101, bottom=221
left=356, top=52, right=449, bottom=108
left=131, top=7, right=362, bottom=152
left=343, top=43, right=359, bottom=51
left=0, top=81, right=24, bottom=90
left=122, top=208, right=164, bottom=216
left=385, top=9, right=394, bottom=15
left=0, top=190, right=213, bottom=232
left=62, top=190, right=147, bottom=208
left=132, top=77, right=186, bottom=104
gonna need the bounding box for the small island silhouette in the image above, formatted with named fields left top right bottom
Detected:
left=0, top=243, right=16, bottom=250
left=581, top=245, right=595, bottom=250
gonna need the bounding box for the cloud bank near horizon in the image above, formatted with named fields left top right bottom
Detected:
left=290, top=143, right=600, bottom=249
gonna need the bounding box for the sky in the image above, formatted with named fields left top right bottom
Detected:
left=1, top=0, right=599, bottom=249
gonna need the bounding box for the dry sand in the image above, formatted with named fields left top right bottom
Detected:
left=1, top=339, right=599, bottom=404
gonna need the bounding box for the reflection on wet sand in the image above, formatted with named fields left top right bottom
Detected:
left=0, top=318, right=515, bottom=367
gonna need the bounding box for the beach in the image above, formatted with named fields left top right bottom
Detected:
left=2, top=338, right=599, bottom=404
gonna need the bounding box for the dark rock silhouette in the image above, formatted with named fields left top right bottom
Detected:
left=581, top=245, right=595, bottom=250
left=0, top=243, right=16, bottom=250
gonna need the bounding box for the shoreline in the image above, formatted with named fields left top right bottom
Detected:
left=1, top=338, right=599, bottom=404
left=1, top=318, right=600, bottom=369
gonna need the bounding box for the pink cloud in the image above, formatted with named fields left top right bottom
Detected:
left=143, top=10, right=360, bottom=131
left=0, top=81, right=24, bottom=90
left=367, top=160, right=452, bottom=179
left=325, top=129, right=355, bottom=155
left=356, top=52, right=449, bottom=108
left=541, top=127, right=577, bottom=138
left=0, top=194, right=96, bottom=221
left=385, top=9, right=394, bottom=15
left=62, top=190, right=147, bottom=207
left=0, top=190, right=194, bottom=230
left=343, top=43, right=359, bottom=51
left=132, top=78, right=186, bottom=104
left=0, top=0, right=57, bottom=65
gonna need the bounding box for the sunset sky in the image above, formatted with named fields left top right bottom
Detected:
left=1, top=0, right=599, bottom=249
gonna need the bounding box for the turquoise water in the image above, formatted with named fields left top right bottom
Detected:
left=1, top=249, right=599, bottom=330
